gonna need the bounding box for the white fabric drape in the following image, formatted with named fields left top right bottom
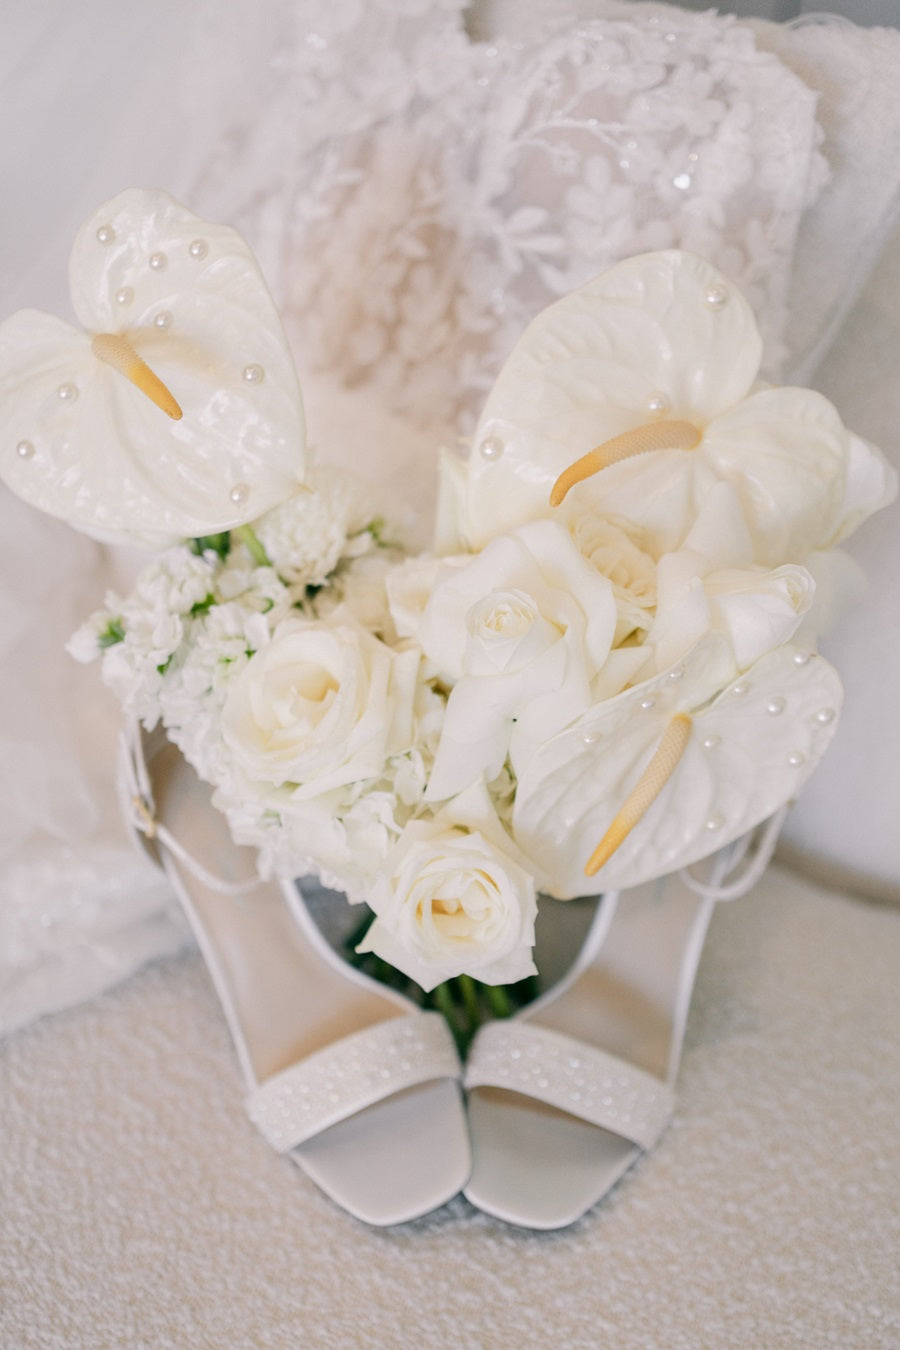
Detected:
left=2, top=0, right=899, bottom=1033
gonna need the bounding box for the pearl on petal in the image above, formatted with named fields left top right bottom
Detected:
left=766, top=697, right=785, bottom=716
left=479, top=436, right=504, bottom=460
left=149, top=251, right=167, bottom=271
left=702, top=734, right=720, bottom=750
left=705, top=814, right=724, bottom=831
left=188, top=238, right=208, bottom=259
left=646, top=391, right=669, bottom=416
left=57, top=383, right=77, bottom=402
left=731, top=682, right=749, bottom=696
left=667, top=667, right=685, bottom=682
left=787, top=751, right=805, bottom=767
left=96, top=225, right=115, bottom=245
left=582, top=731, right=600, bottom=746
left=229, top=483, right=250, bottom=505
left=815, top=707, right=836, bottom=725
left=704, top=285, right=728, bottom=309
left=639, top=697, right=655, bottom=710
left=15, top=439, right=35, bottom=459
left=154, top=311, right=172, bottom=330
left=114, top=286, right=134, bottom=306
left=793, top=652, right=811, bottom=666
left=242, top=364, right=264, bottom=384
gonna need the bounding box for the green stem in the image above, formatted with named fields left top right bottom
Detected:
left=484, top=982, right=515, bottom=1019
left=456, top=973, right=483, bottom=1026
left=235, top=524, right=271, bottom=568
left=431, top=982, right=466, bottom=1053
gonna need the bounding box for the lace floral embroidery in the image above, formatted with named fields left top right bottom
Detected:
left=192, top=3, right=825, bottom=441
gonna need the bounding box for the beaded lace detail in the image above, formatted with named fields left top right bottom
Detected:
left=464, top=1020, right=674, bottom=1150
left=247, top=1012, right=460, bottom=1151
left=194, top=1, right=825, bottom=440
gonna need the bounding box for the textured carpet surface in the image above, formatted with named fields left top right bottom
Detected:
left=2, top=863, right=899, bottom=1350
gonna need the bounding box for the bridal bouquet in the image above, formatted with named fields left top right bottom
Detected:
left=2, top=191, right=895, bottom=1005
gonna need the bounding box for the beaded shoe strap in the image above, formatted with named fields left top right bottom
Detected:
left=464, top=1021, right=674, bottom=1151
left=247, top=1013, right=461, bottom=1151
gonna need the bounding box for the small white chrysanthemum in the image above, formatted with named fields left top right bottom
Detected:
left=216, top=559, right=291, bottom=617
left=127, top=547, right=216, bottom=616
left=66, top=608, right=121, bottom=663
left=255, top=466, right=376, bottom=586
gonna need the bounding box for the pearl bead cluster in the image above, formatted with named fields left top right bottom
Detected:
left=580, top=665, right=687, bottom=748
left=465, top=1020, right=674, bottom=1151
left=247, top=1013, right=460, bottom=1152
left=576, top=651, right=837, bottom=839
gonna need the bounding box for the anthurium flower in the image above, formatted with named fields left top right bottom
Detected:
left=446, top=250, right=895, bottom=565
left=0, top=189, right=306, bottom=544
left=512, top=636, right=842, bottom=897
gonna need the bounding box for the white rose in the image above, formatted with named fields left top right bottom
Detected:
left=570, top=512, right=656, bottom=646
left=317, top=550, right=399, bottom=636
left=358, top=786, right=538, bottom=991
left=221, top=613, right=418, bottom=798
left=647, top=490, right=816, bottom=676
left=420, top=518, right=617, bottom=799
left=385, top=554, right=446, bottom=641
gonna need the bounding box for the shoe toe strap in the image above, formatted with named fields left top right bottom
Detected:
left=464, top=1021, right=674, bottom=1151
left=247, top=1012, right=460, bottom=1152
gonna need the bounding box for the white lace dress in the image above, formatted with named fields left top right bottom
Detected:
left=2, top=0, right=899, bottom=1033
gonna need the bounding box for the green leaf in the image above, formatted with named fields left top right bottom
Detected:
left=98, top=618, right=125, bottom=648
left=189, top=532, right=231, bottom=560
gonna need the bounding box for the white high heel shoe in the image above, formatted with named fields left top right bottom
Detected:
left=120, top=724, right=471, bottom=1226
left=462, top=818, right=782, bottom=1229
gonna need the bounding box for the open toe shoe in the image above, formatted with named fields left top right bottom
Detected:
left=463, top=821, right=781, bottom=1229
left=120, top=723, right=471, bottom=1226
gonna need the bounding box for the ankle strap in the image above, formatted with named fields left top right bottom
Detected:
left=118, top=723, right=261, bottom=898
left=678, top=807, right=787, bottom=902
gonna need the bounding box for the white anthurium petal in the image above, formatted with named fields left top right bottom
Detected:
left=700, top=386, right=855, bottom=565
left=556, top=444, right=724, bottom=561
left=647, top=567, right=713, bottom=675
left=513, top=639, right=842, bottom=898
left=434, top=448, right=469, bottom=556
left=0, top=189, right=305, bottom=543
left=678, top=480, right=755, bottom=571
left=462, top=250, right=761, bottom=549
left=828, top=431, right=898, bottom=547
